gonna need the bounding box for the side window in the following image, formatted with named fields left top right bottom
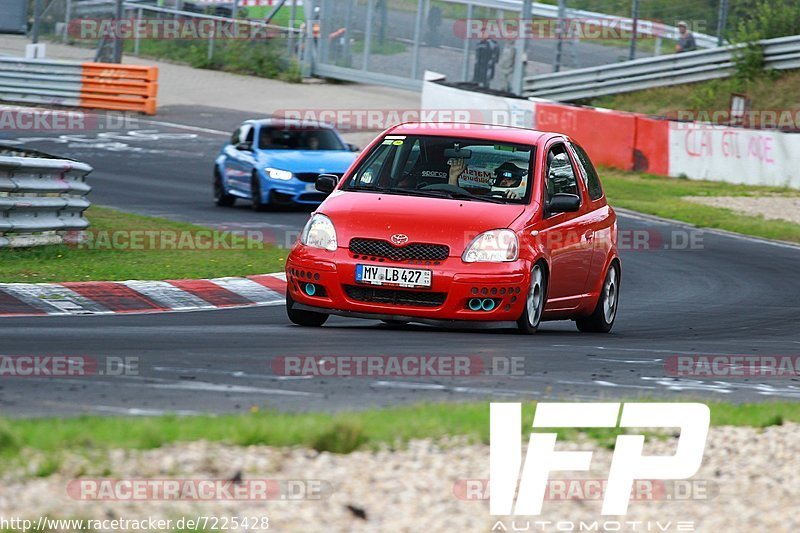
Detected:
left=544, top=143, right=579, bottom=205
left=243, top=126, right=255, bottom=144
left=350, top=143, right=395, bottom=187
left=571, top=143, right=603, bottom=201
left=231, top=127, right=241, bottom=146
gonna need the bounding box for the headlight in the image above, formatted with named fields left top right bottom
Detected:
left=462, top=229, right=518, bottom=263
left=301, top=214, right=337, bottom=251
left=265, top=167, right=293, bottom=180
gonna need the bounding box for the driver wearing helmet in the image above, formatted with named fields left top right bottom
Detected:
left=491, top=160, right=528, bottom=199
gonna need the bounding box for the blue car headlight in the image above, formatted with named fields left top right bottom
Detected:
left=265, top=167, right=294, bottom=181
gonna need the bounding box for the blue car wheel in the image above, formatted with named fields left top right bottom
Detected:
left=251, top=173, right=270, bottom=212
left=214, top=167, right=236, bottom=207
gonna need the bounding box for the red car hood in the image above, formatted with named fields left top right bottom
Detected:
left=320, top=191, right=527, bottom=253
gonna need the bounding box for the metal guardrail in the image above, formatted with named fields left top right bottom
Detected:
left=523, top=35, right=800, bottom=101
left=0, top=146, right=92, bottom=249
left=0, top=57, right=158, bottom=114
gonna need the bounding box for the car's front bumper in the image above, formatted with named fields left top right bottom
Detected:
left=286, top=246, right=531, bottom=321
left=261, top=176, right=326, bottom=205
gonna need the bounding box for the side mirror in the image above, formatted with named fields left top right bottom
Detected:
left=235, top=141, right=253, bottom=151
left=315, top=173, right=339, bottom=194
left=547, top=193, right=581, bottom=214
left=347, top=143, right=360, bottom=152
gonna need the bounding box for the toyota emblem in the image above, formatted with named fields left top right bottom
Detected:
left=390, top=234, right=409, bottom=246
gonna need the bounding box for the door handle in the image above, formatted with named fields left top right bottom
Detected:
left=584, top=230, right=594, bottom=241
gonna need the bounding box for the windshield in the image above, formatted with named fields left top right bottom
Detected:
left=343, top=135, right=534, bottom=203
left=258, top=127, right=345, bottom=151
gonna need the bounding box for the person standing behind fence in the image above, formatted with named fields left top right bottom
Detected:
left=675, top=21, right=696, bottom=53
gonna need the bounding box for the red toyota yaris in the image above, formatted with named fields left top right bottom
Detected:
left=285, top=123, right=620, bottom=333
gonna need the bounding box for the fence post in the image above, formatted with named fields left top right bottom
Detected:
left=63, top=0, right=72, bottom=42
left=554, top=0, right=565, bottom=72
left=628, top=0, right=639, bottom=60
left=411, top=0, right=424, bottom=79
left=134, top=8, right=143, bottom=55
left=716, top=0, right=729, bottom=46
left=362, top=0, right=374, bottom=70
left=513, top=0, right=531, bottom=93
left=461, top=3, right=473, bottom=81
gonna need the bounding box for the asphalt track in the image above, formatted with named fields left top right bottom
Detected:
left=1, top=105, right=799, bottom=416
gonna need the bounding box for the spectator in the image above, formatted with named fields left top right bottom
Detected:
left=675, top=21, right=696, bottom=53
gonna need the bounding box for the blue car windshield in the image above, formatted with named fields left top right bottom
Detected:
left=258, top=127, right=345, bottom=151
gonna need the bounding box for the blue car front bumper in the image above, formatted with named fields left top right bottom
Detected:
left=259, top=175, right=327, bottom=205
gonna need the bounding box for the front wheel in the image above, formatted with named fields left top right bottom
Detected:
left=576, top=262, right=620, bottom=333
left=214, top=170, right=236, bottom=207
left=517, top=263, right=547, bottom=334
left=286, top=290, right=328, bottom=327
left=251, top=175, right=270, bottom=212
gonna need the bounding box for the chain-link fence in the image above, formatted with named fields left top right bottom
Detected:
left=14, top=0, right=800, bottom=93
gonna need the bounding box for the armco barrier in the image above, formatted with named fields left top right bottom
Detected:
left=0, top=58, right=158, bottom=115
left=0, top=146, right=92, bottom=248
left=523, top=35, right=800, bottom=102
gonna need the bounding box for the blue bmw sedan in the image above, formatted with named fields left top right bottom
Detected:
left=214, top=119, right=358, bottom=210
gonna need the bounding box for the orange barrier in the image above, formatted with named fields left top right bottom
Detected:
left=79, top=63, right=159, bottom=115
left=535, top=102, right=636, bottom=170
left=632, top=117, right=670, bottom=175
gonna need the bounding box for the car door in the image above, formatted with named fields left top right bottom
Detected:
left=568, top=141, right=614, bottom=291
left=223, top=123, right=255, bottom=194
left=536, top=141, right=595, bottom=311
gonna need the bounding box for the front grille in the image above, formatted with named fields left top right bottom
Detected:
left=295, top=172, right=342, bottom=183
left=349, top=238, right=449, bottom=262
left=344, top=285, right=446, bottom=307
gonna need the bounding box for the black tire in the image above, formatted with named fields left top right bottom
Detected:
left=251, top=174, right=270, bottom=212
left=517, top=262, right=547, bottom=334
left=576, top=262, right=620, bottom=333
left=214, top=170, right=236, bottom=207
left=286, top=290, right=328, bottom=327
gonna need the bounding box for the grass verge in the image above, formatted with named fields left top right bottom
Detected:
left=602, top=169, right=800, bottom=243
left=0, top=401, right=797, bottom=460
left=0, top=206, right=288, bottom=283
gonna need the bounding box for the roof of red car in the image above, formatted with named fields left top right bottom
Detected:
left=386, top=122, right=558, bottom=145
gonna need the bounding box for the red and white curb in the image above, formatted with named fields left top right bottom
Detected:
left=0, top=273, right=287, bottom=317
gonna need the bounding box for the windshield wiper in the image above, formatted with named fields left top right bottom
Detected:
left=409, top=188, right=505, bottom=204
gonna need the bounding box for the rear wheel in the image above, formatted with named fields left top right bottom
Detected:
left=214, top=170, right=235, bottom=207
left=576, top=262, right=620, bottom=333
left=251, top=174, right=270, bottom=212
left=286, top=290, right=328, bottom=327
left=517, top=262, right=547, bottom=334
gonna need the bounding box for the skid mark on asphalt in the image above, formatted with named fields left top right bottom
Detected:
left=152, top=365, right=313, bottom=381
left=370, top=380, right=537, bottom=398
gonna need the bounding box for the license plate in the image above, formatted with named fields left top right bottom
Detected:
left=355, top=264, right=431, bottom=288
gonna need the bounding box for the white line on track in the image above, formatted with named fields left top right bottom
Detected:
left=139, top=119, right=230, bottom=136
left=617, top=209, right=800, bottom=251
